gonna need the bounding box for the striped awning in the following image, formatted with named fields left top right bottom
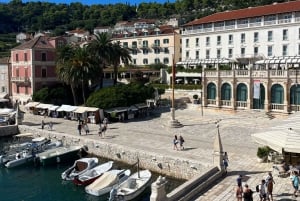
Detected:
left=256, top=56, right=300, bottom=64
left=177, top=58, right=233, bottom=65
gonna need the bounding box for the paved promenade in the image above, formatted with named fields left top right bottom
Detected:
left=21, top=106, right=299, bottom=201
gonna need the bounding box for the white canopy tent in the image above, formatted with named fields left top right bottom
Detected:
left=252, top=128, right=300, bottom=153
left=56, top=105, right=78, bottom=112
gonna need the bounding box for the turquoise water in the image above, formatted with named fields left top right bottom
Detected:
left=0, top=137, right=184, bottom=201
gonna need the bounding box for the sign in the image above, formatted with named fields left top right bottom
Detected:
left=253, top=80, right=260, bottom=99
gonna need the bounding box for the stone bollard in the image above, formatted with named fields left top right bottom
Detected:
left=150, top=176, right=168, bottom=201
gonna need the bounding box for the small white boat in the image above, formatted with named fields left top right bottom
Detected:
left=109, top=170, right=152, bottom=201
left=73, top=161, right=114, bottom=186
left=61, top=157, right=98, bottom=180
left=85, top=169, right=131, bottom=196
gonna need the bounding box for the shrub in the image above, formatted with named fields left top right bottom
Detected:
left=257, top=146, right=270, bottom=158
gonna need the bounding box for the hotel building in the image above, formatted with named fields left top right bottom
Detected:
left=180, top=1, right=300, bottom=113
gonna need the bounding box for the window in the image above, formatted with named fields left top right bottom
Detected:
left=123, top=42, right=128, bottom=48
left=25, top=68, right=28, bottom=78
left=228, top=48, right=233, bottom=58
left=268, top=46, right=273, bottom=57
left=143, top=49, right=148, bottom=54
left=268, top=31, right=273, bottom=42
left=283, top=29, right=288, bottom=40
left=241, top=48, right=245, bottom=56
left=25, top=86, right=28, bottom=95
left=154, top=49, right=160, bottom=54
left=206, top=49, right=210, bottom=59
left=217, top=36, right=221, bottom=45
left=17, top=86, right=19, bottom=93
left=163, top=58, right=169, bottom=64
left=143, top=59, right=148, bottom=64
left=132, top=49, right=137, bottom=55
left=228, top=35, right=233, bottom=45
left=254, top=47, right=259, bottom=56
left=41, top=53, right=46, bottom=61
left=254, top=32, right=259, bottom=42
left=154, top=39, right=160, bottom=46
left=163, top=39, right=169, bottom=44
left=185, top=51, right=189, bottom=59
left=195, top=38, right=199, bottom=47
left=133, top=59, right=136, bottom=64
left=241, top=33, right=245, bottom=43
left=58, top=39, right=64, bottom=47
left=298, top=44, right=300, bottom=55
left=142, top=40, right=148, bottom=48
left=24, top=53, right=27, bottom=61
left=1, top=86, right=6, bottom=93
left=186, top=39, right=189, bottom=48
left=132, top=41, right=137, bottom=48
left=282, top=45, right=288, bottom=56
left=144, top=31, right=148, bottom=36
left=196, top=50, right=199, bottom=59
left=16, top=68, right=19, bottom=77
left=42, top=68, right=47, bottom=78
left=164, top=48, right=169, bottom=54
left=154, top=58, right=160, bottom=64
left=217, top=49, right=221, bottom=58
left=206, top=37, right=210, bottom=46
left=16, top=54, right=19, bottom=62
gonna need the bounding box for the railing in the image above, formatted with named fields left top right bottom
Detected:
left=11, top=77, right=31, bottom=82
left=270, top=103, right=284, bottom=110
left=236, top=101, right=247, bottom=108
left=221, top=100, right=231, bottom=107
left=207, top=99, right=216, bottom=105
left=220, top=71, right=232, bottom=77
left=264, top=20, right=276, bottom=25
left=290, top=105, right=300, bottom=112
left=269, top=70, right=287, bottom=77
left=225, top=25, right=235, bottom=30
left=249, top=22, right=261, bottom=27
left=205, top=71, right=217, bottom=77
left=237, top=24, right=248, bottom=28
left=278, top=19, right=291, bottom=24
left=235, top=70, right=249, bottom=77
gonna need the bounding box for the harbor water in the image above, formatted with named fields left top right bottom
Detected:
left=0, top=137, right=185, bottom=201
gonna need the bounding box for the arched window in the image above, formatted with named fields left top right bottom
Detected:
left=207, top=83, right=216, bottom=99
left=271, top=84, right=284, bottom=104
left=221, top=83, right=231, bottom=100
left=236, top=83, right=247, bottom=101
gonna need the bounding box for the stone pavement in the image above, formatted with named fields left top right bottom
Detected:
left=20, top=106, right=300, bottom=201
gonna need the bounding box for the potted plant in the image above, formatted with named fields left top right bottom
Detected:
left=257, top=146, right=270, bottom=162
left=193, top=94, right=199, bottom=104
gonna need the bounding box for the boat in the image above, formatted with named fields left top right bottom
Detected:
left=109, top=169, right=152, bottom=201
left=1, top=137, right=54, bottom=168
left=61, top=157, right=98, bottom=180
left=73, top=161, right=114, bottom=186
left=85, top=169, right=131, bottom=197
left=37, top=145, right=87, bottom=166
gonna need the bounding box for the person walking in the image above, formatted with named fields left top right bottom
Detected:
left=173, top=135, right=179, bottom=150
left=265, top=172, right=275, bottom=201
left=48, top=121, right=53, bottom=130
left=77, top=123, right=82, bottom=135
left=179, top=135, right=185, bottom=150
left=291, top=171, right=299, bottom=197
left=243, top=184, right=253, bottom=201
left=237, top=175, right=243, bottom=187
left=41, top=120, right=45, bottom=130
left=235, top=184, right=243, bottom=201
left=223, top=158, right=228, bottom=174
left=83, top=123, right=89, bottom=135
left=259, top=180, right=267, bottom=201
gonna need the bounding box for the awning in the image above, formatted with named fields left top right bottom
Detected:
left=252, top=129, right=300, bottom=153
left=255, top=56, right=300, bottom=65
left=73, top=106, right=99, bottom=114
left=105, top=107, right=128, bottom=114
left=56, top=105, right=78, bottom=112
left=176, top=58, right=234, bottom=66
left=25, top=102, right=40, bottom=108
left=35, top=103, right=53, bottom=110
left=49, top=105, right=60, bottom=111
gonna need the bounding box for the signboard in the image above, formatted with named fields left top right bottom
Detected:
left=253, top=80, right=260, bottom=99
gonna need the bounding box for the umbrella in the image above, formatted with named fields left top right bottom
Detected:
left=251, top=128, right=300, bottom=153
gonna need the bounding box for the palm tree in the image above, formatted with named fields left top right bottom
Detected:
left=87, top=32, right=113, bottom=89
left=56, top=45, right=79, bottom=105
left=111, top=41, right=132, bottom=85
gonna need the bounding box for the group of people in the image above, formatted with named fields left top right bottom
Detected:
left=235, top=172, right=275, bottom=201
left=173, top=135, right=185, bottom=150
left=98, top=118, right=108, bottom=138
left=77, top=121, right=89, bottom=135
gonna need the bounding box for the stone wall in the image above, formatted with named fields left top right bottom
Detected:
left=18, top=125, right=210, bottom=180
left=0, top=125, right=19, bottom=137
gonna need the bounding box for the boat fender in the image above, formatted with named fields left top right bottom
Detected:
left=56, top=156, right=60, bottom=163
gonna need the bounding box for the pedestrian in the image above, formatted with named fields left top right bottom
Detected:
left=259, top=179, right=267, bottom=201
left=173, top=135, right=179, bottom=150
left=41, top=120, right=45, bottom=130
left=224, top=151, right=229, bottom=161
left=237, top=175, right=243, bottom=187
left=48, top=121, right=53, bottom=130
left=83, top=123, right=89, bottom=135
left=77, top=123, right=82, bottom=135
left=265, top=172, right=275, bottom=201
left=235, top=184, right=243, bottom=201
left=102, top=124, right=107, bottom=137
left=179, top=135, right=185, bottom=150
left=103, top=118, right=108, bottom=128
left=98, top=124, right=103, bottom=137
left=291, top=171, right=299, bottom=197
left=223, top=158, right=228, bottom=174
left=243, top=184, right=253, bottom=201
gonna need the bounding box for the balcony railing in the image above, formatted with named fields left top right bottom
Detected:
left=11, top=77, right=31, bottom=82
left=207, top=99, right=216, bottom=105
left=271, top=103, right=284, bottom=111
left=221, top=100, right=231, bottom=107
left=152, top=43, right=160, bottom=49
left=236, top=101, right=247, bottom=108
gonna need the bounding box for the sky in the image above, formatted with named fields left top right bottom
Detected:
left=0, top=0, right=175, bottom=6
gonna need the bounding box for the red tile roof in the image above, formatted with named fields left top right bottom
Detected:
left=12, top=36, right=55, bottom=50
left=184, top=0, right=300, bottom=26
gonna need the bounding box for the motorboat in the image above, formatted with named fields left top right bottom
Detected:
left=109, top=169, right=152, bottom=201
left=85, top=169, right=131, bottom=197
left=73, top=161, right=114, bottom=186
left=61, top=157, right=98, bottom=180
left=37, top=145, right=87, bottom=166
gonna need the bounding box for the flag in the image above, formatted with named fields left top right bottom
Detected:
left=253, top=80, right=260, bottom=99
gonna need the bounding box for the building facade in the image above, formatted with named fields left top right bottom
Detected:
left=180, top=1, right=300, bottom=113
left=0, top=57, right=11, bottom=99
left=11, top=36, right=67, bottom=104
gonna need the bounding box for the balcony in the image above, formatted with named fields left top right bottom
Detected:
left=152, top=43, right=161, bottom=49
left=11, top=76, right=31, bottom=83
left=139, top=44, right=149, bottom=49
